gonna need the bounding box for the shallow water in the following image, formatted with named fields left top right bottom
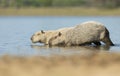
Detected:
left=0, top=16, right=120, bottom=56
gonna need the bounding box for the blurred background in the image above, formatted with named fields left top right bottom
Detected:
left=0, top=0, right=120, bottom=8
left=0, top=0, right=120, bottom=16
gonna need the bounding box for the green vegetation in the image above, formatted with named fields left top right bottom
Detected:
left=0, top=0, right=120, bottom=16
left=0, top=0, right=120, bottom=8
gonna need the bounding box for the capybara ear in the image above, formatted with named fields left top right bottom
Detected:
left=41, top=30, right=45, bottom=34
left=58, top=32, right=62, bottom=36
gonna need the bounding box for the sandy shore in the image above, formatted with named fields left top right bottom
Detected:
left=0, top=7, right=120, bottom=16
left=0, top=52, right=120, bottom=76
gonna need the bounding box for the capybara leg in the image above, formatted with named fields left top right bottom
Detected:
left=102, top=36, right=114, bottom=46
left=66, top=43, right=72, bottom=46
left=102, top=28, right=114, bottom=46
left=93, top=41, right=101, bottom=46
left=79, top=42, right=92, bottom=46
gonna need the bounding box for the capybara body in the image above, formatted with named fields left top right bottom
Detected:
left=31, top=27, right=73, bottom=45
left=49, top=21, right=114, bottom=46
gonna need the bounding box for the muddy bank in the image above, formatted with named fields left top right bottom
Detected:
left=0, top=52, right=120, bottom=76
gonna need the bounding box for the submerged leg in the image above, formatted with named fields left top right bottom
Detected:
left=93, top=41, right=101, bottom=46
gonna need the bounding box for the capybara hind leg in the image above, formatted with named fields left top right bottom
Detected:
left=103, top=28, right=114, bottom=46
left=102, top=37, right=114, bottom=46
left=93, top=41, right=101, bottom=46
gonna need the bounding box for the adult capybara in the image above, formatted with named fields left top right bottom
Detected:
left=49, top=21, right=114, bottom=46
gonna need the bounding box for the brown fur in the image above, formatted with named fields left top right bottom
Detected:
left=49, top=21, right=114, bottom=46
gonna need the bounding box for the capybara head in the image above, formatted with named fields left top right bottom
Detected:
left=49, top=32, right=65, bottom=46
left=31, top=30, right=46, bottom=43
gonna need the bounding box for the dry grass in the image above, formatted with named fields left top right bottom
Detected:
left=0, top=7, right=120, bottom=16
left=1, top=52, right=120, bottom=76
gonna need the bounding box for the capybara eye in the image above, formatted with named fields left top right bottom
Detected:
left=37, top=33, right=40, bottom=35
left=55, top=36, right=57, bottom=39
left=52, top=36, right=57, bottom=39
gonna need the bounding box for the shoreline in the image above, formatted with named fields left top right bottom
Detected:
left=1, top=53, right=120, bottom=76
left=0, top=7, right=120, bottom=16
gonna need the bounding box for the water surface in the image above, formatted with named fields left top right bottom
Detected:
left=0, top=16, right=120, bottom=56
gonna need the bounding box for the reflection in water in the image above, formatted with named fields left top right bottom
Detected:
left=31, top=45, right=110, bottom=56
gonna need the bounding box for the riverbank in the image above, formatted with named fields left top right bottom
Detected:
left=0, top=7, right=120, bottom=16
left=1, top=52, right=120, bottom=76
